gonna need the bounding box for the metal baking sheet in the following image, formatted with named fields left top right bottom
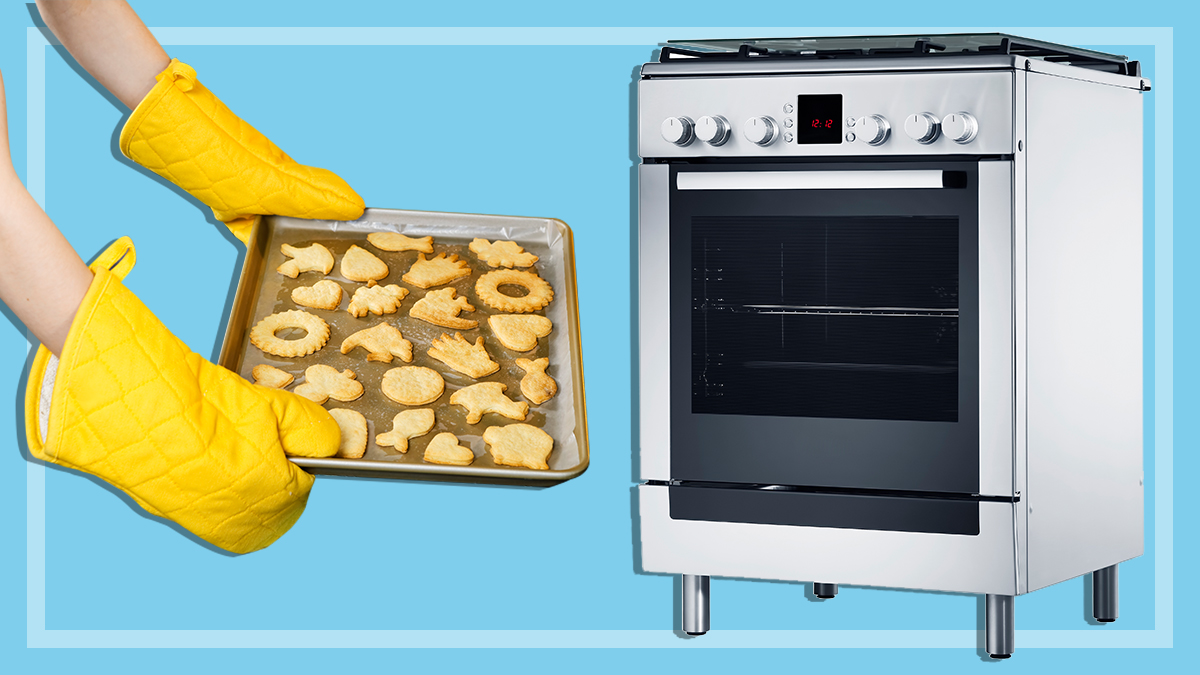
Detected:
left=217, top=208, right=588, bottom=486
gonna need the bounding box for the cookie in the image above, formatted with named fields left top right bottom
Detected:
left=328, top=408, right=368, bottom=459
left=475, top=269, right=554, bottom=313
left=409, top=288, right=478, bottom=330
left=291, top=279, right=343, bottom=311
left=469, top=238, right=539, bottom=268
left=277, top=243, right=334, bottom=278
left=251, top=364, right=293, bottom=389
left=428, top=332, right=500, bottom=379
left=249, top=310, right=330, bottom=358
left=294, top=364, right=364, bottom=404
left=381, top=366, right=445, bottom=406
left=422, top=432, right=474, bottom=466
left=375, top=409, right=436, bottom=453
left=488, top=314, right=553, bottom=352
left=341, top=322, right=413, bottom=363
left=449, top=381, right=528, bottom=424
left=402, top=252, right=472, bottom=289
left=367, top=232, right=434, bottom=253
left=340, top=244, right=389, bottom=282
left=348, top=284, right=409, bottom=318
left=516, top=357, right=558, bottom=405
left=483, top=423, right=554, bottom=470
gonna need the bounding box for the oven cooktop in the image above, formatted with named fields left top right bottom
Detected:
left=661, top=33, right=1140, bottom=77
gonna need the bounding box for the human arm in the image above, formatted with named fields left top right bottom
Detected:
left=0, top=69, right=95, bottom=355
left=35, top=0, right=364, bottom=243
left=34, top=0, right=169, bottom=109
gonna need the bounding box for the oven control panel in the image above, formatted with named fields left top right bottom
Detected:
left=640, top=71, right=1013, bottom=158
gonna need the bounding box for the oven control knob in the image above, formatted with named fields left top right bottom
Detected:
left=855, top=115, right=891, bottom=146
left=904, top=112, right=941, bottom=144
left=661, top=116, right=695, bottom=146
left=941, top=112, right=979, bottom=144
left=743, top=116, right=778, bottom=145
left=695, top=115, right=732, bottom=146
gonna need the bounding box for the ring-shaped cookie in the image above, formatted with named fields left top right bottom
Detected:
left=249, top=309, right=331, bottom=358
left=474, top=269, right=554, bottom=313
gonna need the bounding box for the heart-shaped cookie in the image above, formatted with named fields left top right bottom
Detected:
left=423, top=432, right=474, bottom=466
left=291, top=279, right=343, bottom=310
left=488, top=314, right=553, bottom=352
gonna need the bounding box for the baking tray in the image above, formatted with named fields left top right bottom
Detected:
left=217, top=208, right=588, bottom=486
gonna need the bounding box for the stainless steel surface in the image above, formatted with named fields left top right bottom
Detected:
left=661, top=116, right=694, bottom=146
left=695, top=115, right=730, bottom=145
left=639, top=485, right=1019, bottom=595
left=218, top=208, right=589, bottom=485
left=682, top=574, right=710, bottom=635
left=641, top=54, right=1146, bottom=91
left=1012, top=69, right=1030, bottom=595
left=676, top=169, right=948, bottom=191
left=638, top=164, right=672, bottom=481
left=641, top=54, right=1026, bottom=77
left=742, top=116, right=778, bottom=145
left=1024, top=57, right=1149, bottom=91
left=813, top=583, right=839, bottom=599
left=904, top=112, right=941, bottom=143
left=942, top=112, right=978, bottom=144
left=985, top=594, right=1015, bottom=658
left=977, top=161, right=1016, bottom=499
left=639, top=71, right=1014, bottom=158
left=1093, top=565, right=1118, bottom=622
left=855, top=114, right=891, bottom=146
left=1024, top=71, right=1144, bottom=592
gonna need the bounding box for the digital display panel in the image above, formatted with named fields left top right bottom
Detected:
left=795, top=94, right=843, bottom=144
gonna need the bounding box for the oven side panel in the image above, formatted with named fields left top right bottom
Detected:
left=1024, top=74, right=1145, bottom=592
left=639, top=484, right=1018, bottom=595
left=639, top=164, right=672, bottom=480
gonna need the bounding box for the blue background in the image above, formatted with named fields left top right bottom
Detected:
left=0, top=2, right=1193, bottom=672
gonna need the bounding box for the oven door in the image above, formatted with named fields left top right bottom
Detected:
left=668, top=161, right=999, bottom=497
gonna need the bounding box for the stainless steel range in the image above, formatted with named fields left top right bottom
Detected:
left=635, top=34, right=1147, bottom=658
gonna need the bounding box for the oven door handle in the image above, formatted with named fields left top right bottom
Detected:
left=676, top=170, right=964, bottom=190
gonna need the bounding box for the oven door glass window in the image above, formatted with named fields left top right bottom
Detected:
left=692, top=216, right=959, bottom=422
left=669, top=163, right=980, bottom=494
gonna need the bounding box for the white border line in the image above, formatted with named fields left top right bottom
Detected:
left=25, top=26, right=1173, bottom=649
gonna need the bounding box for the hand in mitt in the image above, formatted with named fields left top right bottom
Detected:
left=24, top=237, right=340, bottom=554
left=119, top=59, right=364, bottom=244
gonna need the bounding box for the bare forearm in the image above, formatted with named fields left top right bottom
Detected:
left=0, top=178, right=93, bottom=356
left=35, top=0, right=169, bottom=109
left=0, top=69, right=93, bottom=355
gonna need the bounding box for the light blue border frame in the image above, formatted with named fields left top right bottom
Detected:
left=24, top=26, right=1173, bottom=649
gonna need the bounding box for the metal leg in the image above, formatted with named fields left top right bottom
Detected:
left=682, top=574, right=710, bottom=636
left=985, top=594, right=1015, bottom=659
left=813, top=583, right=839, bottom=599
left=1093, top=565, right=1118, bottom=623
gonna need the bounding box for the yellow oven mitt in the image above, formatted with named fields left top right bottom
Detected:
left=119, top=59, right=364, bottom=244
left=24, top=237, right=340, bottom=554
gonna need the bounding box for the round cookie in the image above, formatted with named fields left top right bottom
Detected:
left=475, top=269, right=554, bottom=313
left=249, top=310, right=330, bottom=358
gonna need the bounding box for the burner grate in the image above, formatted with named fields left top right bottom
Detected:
left=660, top=33, right=1140, bottom=77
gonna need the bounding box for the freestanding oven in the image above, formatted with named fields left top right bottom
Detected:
left=636, top=34, right=1147, bottom=658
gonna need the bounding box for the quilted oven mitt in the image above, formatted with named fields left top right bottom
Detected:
left=24, top=237, right=340, bottom=554
left=119, top=59, right=364, bottom=245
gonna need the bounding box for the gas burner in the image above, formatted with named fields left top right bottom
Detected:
left=660, top=33, right=1140, bottom=77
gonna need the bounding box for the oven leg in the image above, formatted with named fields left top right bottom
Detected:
left=985, top=594, right=1015, bottom=659
left=813, top=583, right=839, bottom=599
left=682, top=574, right=710, bottom=636
left=1093, top=564, right=1118, bottom=623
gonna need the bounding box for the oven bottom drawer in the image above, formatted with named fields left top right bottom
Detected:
left=638, top=484, right=1020, bottom=595
left=669, top=484, right=979, bottom=535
